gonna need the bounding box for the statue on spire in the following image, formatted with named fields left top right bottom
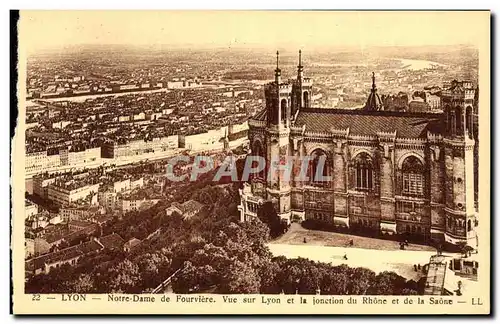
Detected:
left=364, top=72, right=383, bottom=111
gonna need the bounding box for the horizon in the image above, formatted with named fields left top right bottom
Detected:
left=19, top=11, right=486, bottom=55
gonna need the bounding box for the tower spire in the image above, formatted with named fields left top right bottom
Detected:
left=297, top=50, right=304, bottom=80
left=364, top=72, right=382, bottom=111
left=274, top=50, right=281, bottom=84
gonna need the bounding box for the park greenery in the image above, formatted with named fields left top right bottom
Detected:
left=26, top=166, right=420, bottom=295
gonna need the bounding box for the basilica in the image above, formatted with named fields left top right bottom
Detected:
left=238, top=51, right=478, bottom=248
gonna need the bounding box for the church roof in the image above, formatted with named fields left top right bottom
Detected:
left=253, top=109, right=267, bottom=121
left=294, top=108, right=443, bottom=139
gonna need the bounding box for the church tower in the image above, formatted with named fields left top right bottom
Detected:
left=263, top=51, right=293, bottom=223
left=441, top=80, right=478, bottom=248
left=291, top=50, right=313, bottom=118
left=265, top=51, right=292, bottom=128
left=364, top=72, right=383, bottom=111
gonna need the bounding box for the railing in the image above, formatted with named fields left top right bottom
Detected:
left=248, top=119, right=266, bottom=128
left=150, top=267, right=185, bottom=294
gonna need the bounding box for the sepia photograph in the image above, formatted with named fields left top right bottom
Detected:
left=11, top=9, right=491, bottom=315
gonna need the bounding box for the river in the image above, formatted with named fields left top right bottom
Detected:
left=393, top=58, right=446, bottom=70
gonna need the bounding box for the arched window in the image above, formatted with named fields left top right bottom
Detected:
left=252, top=141, right=265, bottom=179
left=467, top=219, right=472, bottom=232
left=308, top=149, right=331, bottom=187
left=450, top=110, right=456, bottom=134
left=455, top=107, right=463, bottom=134
left=271, top=99, right=279, bottom=124
left=280, top=99, right=287, bottom=121
left=303, top=91, right=309, bottom=108
left=402, top=156, right=425, bottom=196
left=353, top=152, right=374, bottom=191
left=466, top=106, right=473, bottom=138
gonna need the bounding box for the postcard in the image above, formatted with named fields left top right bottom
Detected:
left=11, top=10, right=491, bottom=315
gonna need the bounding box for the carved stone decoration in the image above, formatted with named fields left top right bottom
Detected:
left=456, top=202, right=465, bottom=211
left=430, top=145, right=441, bottom=162
left=334, top=140, right=346, bottom=154
left=279, top=144, right=288, bottom=156
left=453, top=146, right=465, bottom=158
left=292, top=138, right=302, bottom=153
left=379, top=143, right=393, bottom=160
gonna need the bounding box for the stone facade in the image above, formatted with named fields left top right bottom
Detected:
left=238, top=53, right=478, bottom=248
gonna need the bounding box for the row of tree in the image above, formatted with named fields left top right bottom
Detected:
left=26, top=167, right=420, bottom=295
left=171, top=218, right=419, bottom=295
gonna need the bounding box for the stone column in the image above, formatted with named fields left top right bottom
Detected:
left=379, top=143, right=396, bottom=235
left=333, top=141, right=346, bottom=192
left=333, top=140, right=348, bottom=227
left=429, top=145, right=445, bottom=238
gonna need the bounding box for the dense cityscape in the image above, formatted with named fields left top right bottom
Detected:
left=24, top=44, right=480, bottom=297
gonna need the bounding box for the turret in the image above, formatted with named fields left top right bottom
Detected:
left=441, top=80, right=477, bottom=248
left=441, top=80, right=475, bottom=139
left=265, top=50, right=292, bottom=128
left=291, top=50, right=313, bottom=117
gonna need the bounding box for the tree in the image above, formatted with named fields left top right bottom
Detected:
left=257, top=201, right=285, bottom=238
left=219, top=260, right=261, bottom=294
left=241, top=218, right=270, bottom=244
left=258, top=259, right=281, bottom=294
left=106, top=259, right=141, bottom=293
left=321, top=264, right=350, bottom=295
left=136, top=250, right=172, bottom=290
left=172, top=261, right=217, bottom=293
left=367, top=271, right=409, bottom=295
left=347, top=267, right=376, bottom=295
left=70, top=273, right=96, bottom=293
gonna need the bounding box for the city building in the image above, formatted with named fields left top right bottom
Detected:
left=26, top=146, right=101, bottom=176
left=238, top=51, right=478, bottom=248
left=47, top=181, right=99, bottom=206
left=33, top=175, right=56, bottom=198
left=166, top=199, right=204, bottom=220
left=98, top=190, right=118, bottom=210
left=123, top=237, right=142, bottom=253
left=59, top=205, right=100, bottom=222
left=25, top=200, right=39, bottom=219
left=101, top=135, right=178, bottom=159
left=118, top=198, right=160, bottom=213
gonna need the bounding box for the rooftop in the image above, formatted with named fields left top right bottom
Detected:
left=68, top=220, right=94, bottom=228
left=294, top=108, right=443, bottom=139
left=27, top=239, right=103, bottom=270
left=98, top=233, right=126, bottom=250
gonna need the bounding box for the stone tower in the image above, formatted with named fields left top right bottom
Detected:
left=264, top=51, right=293, bottom=223
left=441, top=80, right=478, bottom=248
left=291, top=50, right=313, bottom=118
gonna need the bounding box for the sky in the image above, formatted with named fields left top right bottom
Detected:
left=19, top=11, right=488, bottom=54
